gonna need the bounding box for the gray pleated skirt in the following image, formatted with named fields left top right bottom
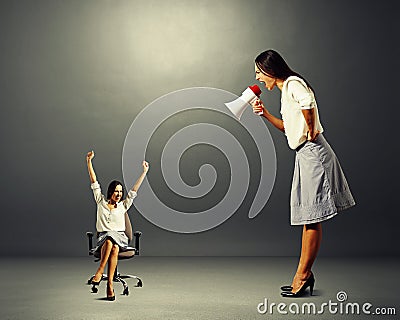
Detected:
left=94, top=231, right=129, bottom=253
left=290, top=134, right=355, bottom=225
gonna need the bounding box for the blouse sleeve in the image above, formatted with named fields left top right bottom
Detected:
left=90, top=181, right=103, bottom=204
left=287, top=80, right=315, bottom=110
left=122, top=190, right=138, bottom=210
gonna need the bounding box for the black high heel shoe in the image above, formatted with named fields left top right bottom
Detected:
left=280, top=271, right=313, bottom=292
left=107, top=284, right=116, bottom=301
left=90, top=275, right=103, bottom=286
left=280, top=285, right=293, bottom=291
left=281, top=273, right=315, bottom=297
left=107, top=292, right=115, bottom=301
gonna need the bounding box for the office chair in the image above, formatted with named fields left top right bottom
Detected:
left=86, top=212, right=143, bottom=296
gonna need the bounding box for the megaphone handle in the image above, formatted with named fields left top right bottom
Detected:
left=250, top=97, right=263, bottom=116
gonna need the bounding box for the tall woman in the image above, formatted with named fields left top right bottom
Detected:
left=252, top=50, right=355, bottom=297
left=86, top=150, right=149, bottom=301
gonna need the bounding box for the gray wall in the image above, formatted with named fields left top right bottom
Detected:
left=0, top=0, right=398, bottom=256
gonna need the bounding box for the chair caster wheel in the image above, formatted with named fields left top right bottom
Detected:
left=123, top=287, right=129, bottom=296
left=137, top=279, right=143, bottom=287
left=91, top=287, right=98, bottom=293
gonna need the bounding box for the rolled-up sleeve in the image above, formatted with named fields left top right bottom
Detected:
left=123, top=190, right=137, bottom=210
left=288, top=80, right=315, bottom=109
left=90, top=181, right=102, bottom=204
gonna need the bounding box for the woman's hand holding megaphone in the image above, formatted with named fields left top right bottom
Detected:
left=251, top=98, right=266, bottom=116
left=251, top=98, right=285, bottom=132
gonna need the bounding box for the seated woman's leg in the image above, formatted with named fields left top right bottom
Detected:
left=93, top=238, right=114, bottom=282
left=106, top=244, right=119, bottom=297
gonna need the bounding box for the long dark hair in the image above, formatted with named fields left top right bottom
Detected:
left=107, top=180, right=124, bottom=201
left=255, top=49, right=313, bottom=92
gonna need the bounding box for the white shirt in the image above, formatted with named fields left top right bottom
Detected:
left=280, top=76, right=324, bottom=149
left=91, top=181, right=137, bottom=232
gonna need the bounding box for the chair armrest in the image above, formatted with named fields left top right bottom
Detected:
left=134, top=231, right=142, bottom=255
left=86, top=232, right=94, bottom=255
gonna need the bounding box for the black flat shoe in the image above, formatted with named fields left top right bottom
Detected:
left=281, top=273, right=315, bottom=298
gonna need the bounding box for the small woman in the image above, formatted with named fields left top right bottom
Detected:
left=251, top=50, right=355, bottom=297
left=86, top=150, right=149, bottom=301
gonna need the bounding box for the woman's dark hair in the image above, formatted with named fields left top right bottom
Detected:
left=107, top=180, right=124, bottom=201
left=255, top=49, right=313, bottom=91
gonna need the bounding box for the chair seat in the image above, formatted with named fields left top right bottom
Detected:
left=119, top=247, right=136, bottom=260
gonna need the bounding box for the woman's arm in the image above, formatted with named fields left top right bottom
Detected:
left=122, top=161, right=149, bottom=210
left=86, top=151, right=97, bottom=183
left=301, top=108, right=319, bottom=141
left=87, top=151, right=102, bottom=203
left=131, top=161, right=150, bottom=192
left=251, top=99, right=285, bottom=132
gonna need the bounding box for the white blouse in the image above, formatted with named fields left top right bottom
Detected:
left=280, top=76, right=324, bottom=149
left=91, top=181, right=137, bottom=232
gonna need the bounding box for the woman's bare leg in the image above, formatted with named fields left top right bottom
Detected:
left=106, top=244, right=119, bottom=297
left=291, top=223, right=322, bottom=292
left=92, top=239, right=113, bottom=282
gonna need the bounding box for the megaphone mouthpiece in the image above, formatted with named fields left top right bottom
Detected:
left=249, top=84, right=262, bottom=97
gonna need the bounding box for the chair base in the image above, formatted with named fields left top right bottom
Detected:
left=88, top=273, right=142, bottom=295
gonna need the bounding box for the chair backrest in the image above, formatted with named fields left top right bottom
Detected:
left=124, top=212, right=133, bottom=242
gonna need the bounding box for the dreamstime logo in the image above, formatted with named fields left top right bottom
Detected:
left=336, top=290, right=348, bottom=302
left=257, top=291, right=397, bottom=316
left=122, top=87, right=276, bottom=233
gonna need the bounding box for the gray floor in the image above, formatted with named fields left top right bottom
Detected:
left=0, top=257, right=398, bottom=320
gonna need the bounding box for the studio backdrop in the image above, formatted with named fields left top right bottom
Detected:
left=0, top=0, right=398, bottom=257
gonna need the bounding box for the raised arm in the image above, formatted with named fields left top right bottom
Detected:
left=131, top=161, right=149, bottom=192
left=86, top=151, right=97, bottom=183
left=251, top=98, right=285, bottom=132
